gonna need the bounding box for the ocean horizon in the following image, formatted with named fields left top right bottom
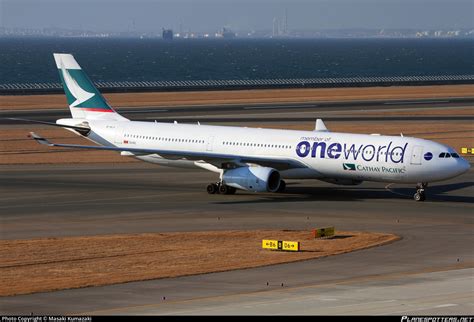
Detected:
left=1, top=37, right=473, bottom=84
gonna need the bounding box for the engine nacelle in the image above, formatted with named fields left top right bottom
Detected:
left=320, top=178, right=363, bottom=186
left=223, top=167, right=281, bottom=192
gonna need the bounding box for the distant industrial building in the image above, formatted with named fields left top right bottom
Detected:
left=220, top=27, right=236, bottom=39
left=272, top=9, right=289, bottom=37
left=162, top=28, right=173, bottom=40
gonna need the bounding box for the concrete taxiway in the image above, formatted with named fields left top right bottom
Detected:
left=0, top=164, right=473, bottom=315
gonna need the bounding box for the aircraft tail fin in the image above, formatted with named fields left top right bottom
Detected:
left=53, top=53, right=127, bottom=121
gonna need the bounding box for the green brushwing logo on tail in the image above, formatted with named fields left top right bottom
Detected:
left=58, top=66, right=111, bottom=110
left=343, top=163, right=356, bottom=171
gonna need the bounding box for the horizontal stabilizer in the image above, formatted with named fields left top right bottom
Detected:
left=9, top=118, right=90, bottom=135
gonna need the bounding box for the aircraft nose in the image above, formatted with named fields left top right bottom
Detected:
left=457, top=157, right=471, bottom=175
left=461, top=158, right=471, bottom=173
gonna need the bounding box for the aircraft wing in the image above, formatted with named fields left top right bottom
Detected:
left=30, top=132, right=307, bottom=171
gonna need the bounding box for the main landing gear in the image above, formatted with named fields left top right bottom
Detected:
left=207, top=182, right=237, bottom=195
left=414, top=182, right=428, bottom=202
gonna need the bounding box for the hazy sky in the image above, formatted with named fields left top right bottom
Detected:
left=1, top=0, right=473, bottom=32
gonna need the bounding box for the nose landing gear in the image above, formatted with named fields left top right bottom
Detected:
left=414, top=182, right=428, bottom=201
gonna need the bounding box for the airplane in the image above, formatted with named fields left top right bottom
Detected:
left=19, top=53, right=470, bottom=202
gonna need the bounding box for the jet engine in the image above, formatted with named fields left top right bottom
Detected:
left=222, top=166, right=281, bottom=192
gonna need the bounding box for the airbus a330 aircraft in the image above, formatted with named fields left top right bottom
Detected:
left=22, top=54, right=470, bottom=201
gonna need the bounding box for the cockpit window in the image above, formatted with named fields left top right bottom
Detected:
left=439, top=152, right=460, bottom=158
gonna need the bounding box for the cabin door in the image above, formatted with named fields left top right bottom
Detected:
left=410, top=145, right=423, bottom=165
left=206, top=135, right=214, bottom=151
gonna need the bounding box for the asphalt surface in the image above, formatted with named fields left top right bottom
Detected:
left=0, top=164, right=473, bottom=315
left=1, top=97, right=474, bottom=123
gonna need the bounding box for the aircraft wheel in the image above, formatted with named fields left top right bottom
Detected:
left=414, top=191, right=426, bottom=202
left=207, top=183, right=218, bottom=194
left=218, top=184, right=229, bottom=195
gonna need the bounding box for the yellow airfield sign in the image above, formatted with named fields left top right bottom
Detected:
left=262, top=239, right=300, bottom=252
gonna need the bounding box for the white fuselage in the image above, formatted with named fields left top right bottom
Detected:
left=66, top=118, right=469, bottom=185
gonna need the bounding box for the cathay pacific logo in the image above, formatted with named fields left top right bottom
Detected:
left=343, top=163, right=356, bottom=171
left=60, top=64, right=95, bottom=107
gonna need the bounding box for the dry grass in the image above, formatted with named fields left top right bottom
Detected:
left=329, top=107, right=474, bottom=117
left=1, top=85, right=474, bottom=110
left=0, top=230, right=399, bottom=296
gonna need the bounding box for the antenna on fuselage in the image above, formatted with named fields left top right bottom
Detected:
left=314, top=119, right=329, bottom=132
left=400, top=133, right=404, bottom=137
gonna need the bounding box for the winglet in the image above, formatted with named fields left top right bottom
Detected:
left=314, top=119, right=329, bottom=132
left=30, top=132, right=53, bottom=146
